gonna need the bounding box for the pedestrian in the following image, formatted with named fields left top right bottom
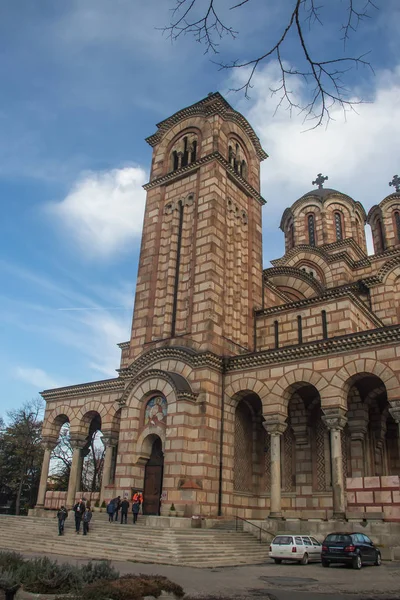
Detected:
left=106, top=499, right=115, bottom=523
left=132, top=498, right=140, bottom=524
left=73, top=498, right=86, bottom=534
left=83, top=506, right=92, bottom=535
left=120, top=497, right=129, bottom=524
left=114, top=496, right=121, bottom=522
left=56, top=505, right=68, bottom=536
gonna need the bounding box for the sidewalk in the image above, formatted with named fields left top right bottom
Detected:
left=20, top=551, right=400, bottom=599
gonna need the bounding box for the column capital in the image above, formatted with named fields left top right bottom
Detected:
left=389, top=401, right=400, bottom=423
left=41, top=437, right=58, bottom=451
left=69, top=436, right=87, bottom=450
left=322, top=407, right=347, bottom=431
left=263, top=416, right=287, bottom=436
left=101, top=433, right=118, bottom=448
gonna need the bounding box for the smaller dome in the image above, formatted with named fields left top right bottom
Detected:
left=299, top=188, right=353, bottom=202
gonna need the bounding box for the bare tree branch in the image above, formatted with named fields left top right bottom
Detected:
left=163, top=0, right=378, bottom=128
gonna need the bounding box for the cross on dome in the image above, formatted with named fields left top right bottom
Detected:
left=312, top=173, right=328, bottom=189
left=389, top=174, right=400, bottom=193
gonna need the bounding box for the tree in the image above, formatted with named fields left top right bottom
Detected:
left=0, top=400, right=44, bottom=514
left=49, top=424, right=72, bottom=491
left=164, top=0, right=378, bottom=127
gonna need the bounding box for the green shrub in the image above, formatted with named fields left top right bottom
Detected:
left=94, top=499, right=100, bottom=508
left=16, top=557, right=83, bottom=594
left=0, top=568, right=21, bottom=594
left=81, top=561, right=119, bottom=585
left=170, top=503, right=176, bottom=511
left=0, top=551, right=24, bottom=572
left=81, top=574, right=184, bottom=600
left=101, top=500, right=106, bottom=508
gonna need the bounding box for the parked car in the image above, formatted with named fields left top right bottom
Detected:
left=269, top=534, right=322, bottom=565
left=321, top=532, right=382, bottom=569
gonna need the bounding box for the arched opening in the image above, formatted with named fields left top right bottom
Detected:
left=143, top=436, right=164, bottom=515
left=394, top=210, right=400, bottom=244
left=346, top=374, right=399, bottom=477
left=233, top=394, right=264, bottom=494
left=307, top=213, right=316, bottom=246
left=79, top=411, right=105, bottom=499
left=334, top=211, right=343, bottom=241
left=49, top=416, right=71, bottom=491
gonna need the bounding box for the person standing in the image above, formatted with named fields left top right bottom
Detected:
left=56, top=505, right=68, bottom=536
left=114, top=496, right=121, bottom=522
left=83, top=506, right=92, bottom=535
left=73, top=498, right=86, bottom=534
left=106, top=499, right=115, bottom=523
left=120, top=497, right=129, bottom=524
left=132, top=498, right=140, bottom=524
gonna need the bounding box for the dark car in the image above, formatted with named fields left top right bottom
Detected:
left=321, top=532, right=381, bottom=569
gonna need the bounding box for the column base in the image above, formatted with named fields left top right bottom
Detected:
left=332, top=512, right=347, bottom=520
left=268, top=512, right=284, bottom=519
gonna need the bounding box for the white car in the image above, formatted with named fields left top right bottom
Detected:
left=269, top=534, right=322, bottom=565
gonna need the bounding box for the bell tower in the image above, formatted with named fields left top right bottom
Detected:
left=128, top=93, right=268, bottom=360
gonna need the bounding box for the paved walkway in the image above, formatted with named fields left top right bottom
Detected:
left=20, top=551, right=400, bottom=599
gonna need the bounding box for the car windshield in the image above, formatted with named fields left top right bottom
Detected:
left=273, top=536, right=293, bottom=545
left=325, top=534, right=351, bottom=543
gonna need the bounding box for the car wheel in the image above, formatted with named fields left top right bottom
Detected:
left=321, top=559, right=330, bottom=568
left=375, top=552, right=381, bottom=566
left=300, top=553, right=309, bottom=565
left=274, top=559, right=282, bottom=564
left=352, top=553, right=362, bottom=570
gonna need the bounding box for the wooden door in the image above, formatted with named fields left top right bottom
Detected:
left=143, top=438, right=164, bottom=515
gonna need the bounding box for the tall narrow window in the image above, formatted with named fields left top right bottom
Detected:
left=322, top=310, right=328, bottom=339
left=297, top=315, right=303, bottom=344
left=288, top=223, right=294, bottom=249
left=395, top=211, right=400, bottom=243
left=334, top=212, right=343, bottom=241
left=274, top=320, right=279, bottom=349
left=308, top=214, right=316, bottom=246
left=377, top=218, right=385, bottom=252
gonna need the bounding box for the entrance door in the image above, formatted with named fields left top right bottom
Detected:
left=143, top=438, right=164, bottom=515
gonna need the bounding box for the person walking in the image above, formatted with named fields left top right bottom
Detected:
left=56, top=505, right=68, bottom=536
left=82, top=506, right=92, bottom=535
left=113, top=496, right=121, bottom=522
left=73, top=498, right=86, bottom=534
left=120, top=497, right=129, bottom=524
left=106, top=499, right=115, bottom=523
left=132, top=498, right=140, bottom=524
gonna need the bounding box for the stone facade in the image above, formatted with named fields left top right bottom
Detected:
left=38, top=93, right=400, bottom=522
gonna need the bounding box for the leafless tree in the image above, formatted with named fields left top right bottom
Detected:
left=163, top=0, right=378, bottom=127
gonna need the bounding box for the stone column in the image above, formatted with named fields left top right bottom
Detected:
left=263, top=418, right=287, bottom=519
left=322, top=408, right=347, bottom=519
left=100, top=435, right=118, bottom=506
left=36, top=439, right=57, bottom=507
left=66, top=437, right=86, bottom=508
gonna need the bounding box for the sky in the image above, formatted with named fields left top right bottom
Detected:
left=1, top=0, right=400, bottom=416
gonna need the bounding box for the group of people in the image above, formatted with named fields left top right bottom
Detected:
left=56, top=498, right=92, bottom=536
left=56, top=492, right=144, bottom=536
left=106, top=492, right=143, bottom=524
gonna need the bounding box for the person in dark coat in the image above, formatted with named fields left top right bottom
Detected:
left=132, top=498, right=140, bottom=524
left=83, top=506, right=92, bottom=535
left=113, top=496, right=121, bottom=522
left=120, top=497, right=129, bottom=524
left=56, top=505, right=68, bottom=536
left=106, top=499, right=115, bottom=523
left=73, top=498, right=86, bottom=534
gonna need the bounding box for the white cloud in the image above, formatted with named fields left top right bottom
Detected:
left=230, top=62, right=400, bottom=224
left=48, top=166, right=147, bottom=259
left=14, top=367, right=62, bottom=390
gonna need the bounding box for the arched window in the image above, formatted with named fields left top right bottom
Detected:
left=394, top=211, right=400, bottom=243
left=377, top=218, right=385, bottom=252
left=228, top=140, right=247, bottom=180
left=334, top=211, right=343, bottom=241
left=288, top=223, right=294, bottom=249
left=170, top=135, right=197, bottom=172
left=308, top=214, right=316, bottom=246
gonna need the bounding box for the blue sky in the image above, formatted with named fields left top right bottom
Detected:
left=1, top=0, right=400, bottom=416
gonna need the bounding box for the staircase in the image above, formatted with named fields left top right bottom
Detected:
left=0, top=515, right=268, bottom=568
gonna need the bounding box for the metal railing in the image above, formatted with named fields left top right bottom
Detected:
left=235, top=515, right=273, bottom=544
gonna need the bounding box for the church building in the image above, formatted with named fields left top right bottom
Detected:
left=37, top=93, right=400, bottom=521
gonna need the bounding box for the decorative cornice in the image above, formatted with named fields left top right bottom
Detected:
left=263, top=265, right=325, bottom=295
left=119, top=368, right=198, bottom=406
left=367, top=193, right=400, bottom=222
left=143, top=151, right=266, bottom=205
left=257, top=285, right=384, bottom=329
left=145, top=92, right=268, bottom=161
left=271, top=241, right=370, bottom=270
left=118, top=341, right=130, bottom=350
left=40, top=377, right=125, bottom=401
left=120, top=346, right=224, bottom=380
left=226, top=325, right=400, bottom=371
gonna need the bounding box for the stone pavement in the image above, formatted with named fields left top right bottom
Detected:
left=20, top=551, right=400, bottom=599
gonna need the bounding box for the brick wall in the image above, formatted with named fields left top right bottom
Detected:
left=346, top=476, right=400, bottom=521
